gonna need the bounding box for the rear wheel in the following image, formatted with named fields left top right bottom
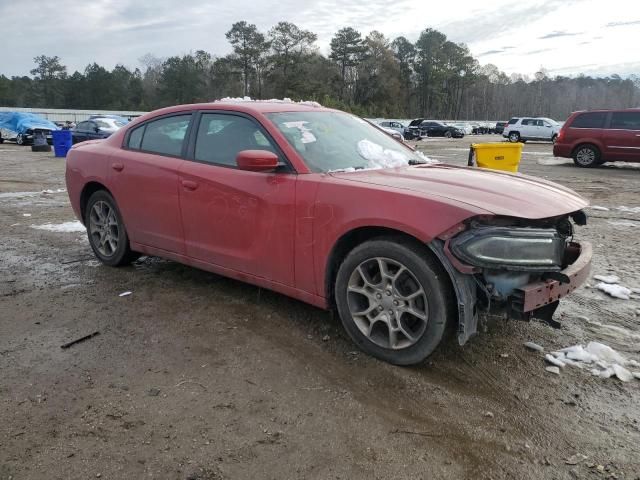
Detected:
left=335, top=238, right=450, bottom=365
left=85, top=190, right=139, bottom=266
left=508, top=132, right=520, bottom=143
left=16, top=133, right=25, bottom=145
left=573, top=144, right=600, bottom=168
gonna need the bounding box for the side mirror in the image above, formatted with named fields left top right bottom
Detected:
left=94, top=127, right=100, bottom=133
left=236, top=150, right=279, bottom=172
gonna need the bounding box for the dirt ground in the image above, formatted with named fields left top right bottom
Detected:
left=1, top=136, right=639, bottom=480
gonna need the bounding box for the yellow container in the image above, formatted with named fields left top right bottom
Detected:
left=469, top=142, right=523, bottom=172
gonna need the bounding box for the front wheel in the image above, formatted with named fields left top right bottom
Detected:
left=85, top=190, right=139, bottom=266
left=508, top=132, right=520, bottom=143
left=573, top=145, right=600, bottom=168
left=16, top=133, right=25, bottom=145
left=444, top=130, right=452, bottom=138
left=552, top=134, right=558, bottom=144
left=335, top=238, right=451, bottom=365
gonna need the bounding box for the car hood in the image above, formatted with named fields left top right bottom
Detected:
left=329, top=164, right=588, bottom=220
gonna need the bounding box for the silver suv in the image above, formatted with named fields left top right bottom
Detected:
left=503, top=117, right=561, bottom=143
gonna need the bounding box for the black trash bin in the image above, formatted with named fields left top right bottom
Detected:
left=31, top=129, right=52, bottom=152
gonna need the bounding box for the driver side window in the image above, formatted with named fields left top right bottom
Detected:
left=194, top=113, right=278, bottom=167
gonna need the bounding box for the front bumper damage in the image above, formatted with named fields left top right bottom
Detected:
left=431, top=215, right=592, bottom=345
left=510, top=241, right=592, bottom=323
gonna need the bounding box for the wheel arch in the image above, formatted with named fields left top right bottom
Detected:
left=324, top=226, right=454, bottom=310
left=80, top=181, right=113, bottom=224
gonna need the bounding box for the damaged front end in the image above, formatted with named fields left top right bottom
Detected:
left=430, top=211, right=592, bottom=345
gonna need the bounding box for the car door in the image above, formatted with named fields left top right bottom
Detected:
left=178, top=111, right=297, bottom=286
left=73, top=122, right=88, bottom=143
left=520, top=119, right=534, bottom=138
left=605, top=111, right=640, bottom=161
left=108, top=113, right=192, bottom=254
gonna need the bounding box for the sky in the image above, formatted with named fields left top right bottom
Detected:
left=1, top=0, right=639, bottom=79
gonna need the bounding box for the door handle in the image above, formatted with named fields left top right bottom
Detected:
left=112, top=163, right=124, bottom=172
left=181, top=180, right=199, bottom=191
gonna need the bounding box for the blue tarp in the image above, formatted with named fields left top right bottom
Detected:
left=0, top=112, right=59, bottom=134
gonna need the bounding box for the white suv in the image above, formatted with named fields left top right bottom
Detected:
left=503, top=117, right=561, bottom=143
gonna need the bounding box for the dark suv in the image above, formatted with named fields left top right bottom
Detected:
left=553, top=109, right=640, bottom=167
left=407, top=119, right=464, bottom=138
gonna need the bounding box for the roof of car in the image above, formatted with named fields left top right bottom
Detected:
left=149, top=100, right=331, bottom=116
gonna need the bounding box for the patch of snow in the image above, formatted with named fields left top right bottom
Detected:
left=119, top=291, right=132, bottom=297
left=612, top=364, right=633, bottom=382
left=595, top=282, right=631, bottom=300
left=545, top=354, right=566, bottom=367
left=31, top=221, right=85, bottom=233
left=589, top=205, right=609, bottom=211
left=593, top=274, right=620, bottom=284
left=22, top=213, right=31, bottom=217
left=633, top=372, right=640, bottom=380
left=0, top=188, right=66, bottom=199
left=536, top=157, right=572, bottom=165
left=545, top=366, right=560, bottom=375
left=545, top=341, right=639, bottom=382
left=282, top=121, right=316, bottom=143
left=357, top=139, right=410, bottom=169
left=608, top=220, right=640, bottom=227
left=524, top=341, right=544, bottom=352
left=215, top=97, right=322, bottom=107
left=616, top=206, right=640, bottom=214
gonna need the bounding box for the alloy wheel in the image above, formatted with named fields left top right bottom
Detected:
left=346, top=257, right=429, bottom=350
left=575, top=147, right=595, bottom=166
left=89, top=200, right=120, bottom=257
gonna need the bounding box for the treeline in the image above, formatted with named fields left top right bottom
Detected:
left=1, top=21, right=639, bottom=120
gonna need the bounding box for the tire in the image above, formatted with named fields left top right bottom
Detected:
left=508, top=132, right=520, bottom=143
left=444, top=130, right=452, bottom=138
left=334, top=238, right=451, bottom=365
left=573, top=144, right=600, bottom=168
left=16, top=133, right=25, bottom=145
left=551, top=134, right=558, bottom=144
left=84, top=190, right=139, bottom=266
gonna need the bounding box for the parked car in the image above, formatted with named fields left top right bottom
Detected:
left=503, top=117, right=560, bottom=143
left=381, top=120, right=421, bottom=140
left=0, top=112, right=58, bottom=145
left=451, top=123, right=473, bottom=135
left=72, top=117, right=126, bottom=144
left=471, top=123, right=490, bottom=135
left=553, top=109, right=640, bottom=167
left=494, top=122, right=507, bottom=134
left=89, top=114, right=131, bottom=124
left=408, top=119, right=464, bottom=138
left=379, top=125, right=405, bottom=142
left=66, top=101, right=591, bottom=365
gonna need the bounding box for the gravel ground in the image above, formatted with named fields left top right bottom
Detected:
left=1, top=136, right=639, bottom=480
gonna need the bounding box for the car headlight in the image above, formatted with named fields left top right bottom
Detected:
left=450, top=227, right=565, bottom=271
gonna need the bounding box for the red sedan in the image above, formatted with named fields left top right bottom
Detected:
left=66, top=101, right=592, bottom=365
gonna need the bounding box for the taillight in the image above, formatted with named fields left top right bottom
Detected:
left=557, top=125, right=566, bottom=142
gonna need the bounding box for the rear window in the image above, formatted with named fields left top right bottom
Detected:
left=610, top=112, right=640, bottom=130
left=570, top=112, right=606, bottom=129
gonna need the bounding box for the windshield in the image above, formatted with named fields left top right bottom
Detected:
left=266, top=111, right=430, bottom=173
